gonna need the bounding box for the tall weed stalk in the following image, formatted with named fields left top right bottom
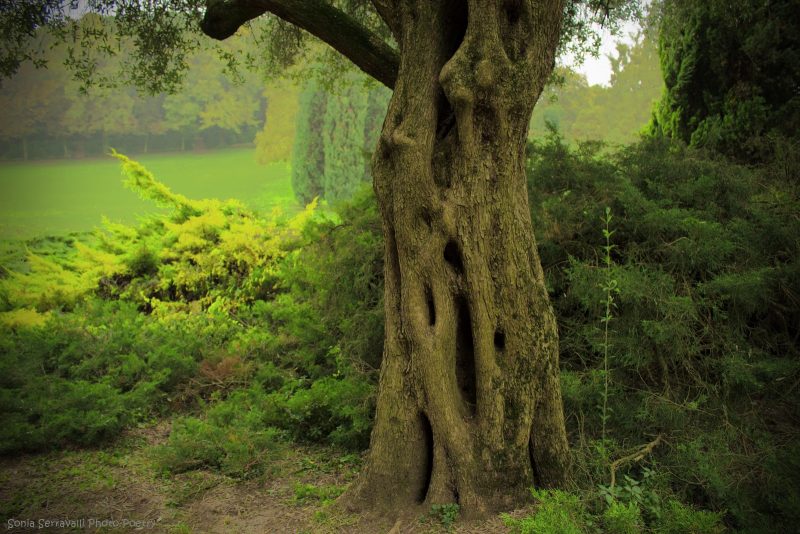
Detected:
left=600, top=206, right=618, bottom=442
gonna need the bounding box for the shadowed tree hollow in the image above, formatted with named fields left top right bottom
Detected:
left=0, top=0, right=638, bottom=519
left=208, top=0, right=571, bottom=517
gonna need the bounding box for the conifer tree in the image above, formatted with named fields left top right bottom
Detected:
left=322, top=75, right=370, bottom=203
left=291, top=80, right=327, bottom=205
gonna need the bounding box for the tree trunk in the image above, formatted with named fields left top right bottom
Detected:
left=343, top=0, right=570, bottom=519
left=22, top=136, right=28, bottom=161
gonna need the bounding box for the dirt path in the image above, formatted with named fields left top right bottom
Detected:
left=0, top=423, right=526, bottom=533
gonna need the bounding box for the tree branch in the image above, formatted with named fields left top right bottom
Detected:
left=609, top=435, right=662, bottom=489
left=201, top=0, right=399, bottom=89
left=369, top=0, right=401, bottom=42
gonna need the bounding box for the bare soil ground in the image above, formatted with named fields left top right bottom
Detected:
left=0, top=422, right=531, bottom=533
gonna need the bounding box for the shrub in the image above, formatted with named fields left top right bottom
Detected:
left=279, top=376, right=373, bottom=449
left=155, top=415, right=285, bottom=479
left=654, top=501, right=724, bottom=534
left=528, top=131, right=799, bottom=530
left=0, top=156, right=381, bottom=455
left=429, top=503, right=460, bottom=531
left=0, top=377, right=127, bottom=453
left=503, top=489, right=592, bottom=534
left=603, top=501, right=643, bottom=534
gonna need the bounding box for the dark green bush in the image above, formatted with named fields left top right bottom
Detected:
left=528, top=131, right=799, bottom=531
left=155, top=373, right=372, bottom=478
left=0, top=377, right=127, bottom=453
left=280, top=376, right=374, bottom=449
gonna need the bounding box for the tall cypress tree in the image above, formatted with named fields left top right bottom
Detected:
left=291, top=80, right=327, bottom=205
left=322, top=73, right=370, bottom=203
left=292, top=73, right=390, bottom=205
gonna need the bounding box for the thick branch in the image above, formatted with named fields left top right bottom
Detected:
left=201, top=0, right=399, bottom=89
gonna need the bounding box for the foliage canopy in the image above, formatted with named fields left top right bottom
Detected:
left=1, top=0, right=643, bottom=93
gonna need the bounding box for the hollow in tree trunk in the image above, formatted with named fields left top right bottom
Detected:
left=342, top=0, right=571, bottom=518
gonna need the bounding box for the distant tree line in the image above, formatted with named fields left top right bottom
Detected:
left=0, top=16, right=269, bottom=160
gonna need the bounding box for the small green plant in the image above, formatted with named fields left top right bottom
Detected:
left=599, top=206, right=619, bottom=443
left=429, top=503, right=460, bottom=531
left=654, top=500, right=724, bottom=534
left=603, top=500, right=643, bottom=534
left=169, top=523, right=192, bottom=534
left=598, top=467, right=663, bottom=523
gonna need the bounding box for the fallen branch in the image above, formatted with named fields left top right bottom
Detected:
left=610, top=435, right=663, bottom=489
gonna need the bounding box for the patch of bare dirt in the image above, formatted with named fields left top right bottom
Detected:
left=0, top=422, right=521, bottom=533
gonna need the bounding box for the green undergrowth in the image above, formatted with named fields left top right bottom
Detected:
left=503, top=488, right=723, bottom=534
left=0, top=153, right=382, bottom=467
left=1, top=131, right=798, bottom=531
left=525, top=129, right=799, bottom=532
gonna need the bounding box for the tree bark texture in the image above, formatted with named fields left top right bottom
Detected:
left=343, top=0, right=571, bottom=517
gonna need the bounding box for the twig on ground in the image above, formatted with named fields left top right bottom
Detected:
left=610, top=435, right=663, bottom=489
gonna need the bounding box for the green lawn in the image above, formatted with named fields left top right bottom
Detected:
left=0, top=149, right=296, bottom=239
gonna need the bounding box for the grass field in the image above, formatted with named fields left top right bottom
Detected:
left=0, top=149, right=296, bottom=239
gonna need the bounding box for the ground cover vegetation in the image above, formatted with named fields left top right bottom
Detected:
left=1, top=0, right=799, bottom=531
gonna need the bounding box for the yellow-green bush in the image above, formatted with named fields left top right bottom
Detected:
left=0, top=155, right=379, bottom=457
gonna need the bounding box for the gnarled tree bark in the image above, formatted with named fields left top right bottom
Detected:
left=343, top=0, right=570, bottom=517
left=202, top=0, right=571, bottom=518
